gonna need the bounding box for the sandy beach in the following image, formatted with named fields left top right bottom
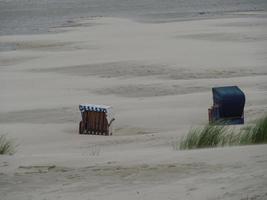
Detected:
left=0, top=12, right=267, bottom=200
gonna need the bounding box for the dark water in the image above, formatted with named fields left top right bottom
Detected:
left=0, top=0, right=267, bottom=36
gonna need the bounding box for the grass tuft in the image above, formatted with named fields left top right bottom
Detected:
left=179, top=123, right=236, bottom=150
left=179, top=114, right=267, bottom=150
left=0, top=135, right=17, bottom=155
left=240, top=115, right=267, bottom=145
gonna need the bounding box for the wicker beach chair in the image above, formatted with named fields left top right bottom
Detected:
left=79, top=104, right=115, bottom=135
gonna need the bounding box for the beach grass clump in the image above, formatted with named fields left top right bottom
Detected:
left=179, top=123, right=235, bottom=150
left=240, top=115, right=267, bottom=145
left=179, top=114, right=267, bottom=150
left=0, top=135, right=16, bottom=155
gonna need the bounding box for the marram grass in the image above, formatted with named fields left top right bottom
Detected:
left=0, top=135, right=17, bottom=155
left=179, top=124, right=237, bottom=150
left=240, top=115, right=267, bottom=145
left=179, top=115, right=267, bottom=150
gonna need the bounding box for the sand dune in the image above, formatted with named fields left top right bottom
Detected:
left=0, top=13, right=267, bottom=200
left=31, top=61, right=267, bottom=80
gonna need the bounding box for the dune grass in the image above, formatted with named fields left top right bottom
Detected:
left=179, top=115, right=267, bottom=150
left=179, top=123, right=236, bottom=150
left=240, top=115, right=267, bottom=145
left=0, top=135, right=17, bottom=155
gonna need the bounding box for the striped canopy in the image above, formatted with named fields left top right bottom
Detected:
left=79, top=104, right=111, bottom=113
left=79, top=104, right=114, bottom=123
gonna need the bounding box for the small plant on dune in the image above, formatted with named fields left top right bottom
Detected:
left=88, top=144, right=101, bottom=156
left=0, top=134, right=17, bottom=155
left=170, top=138, right=180, bottom=151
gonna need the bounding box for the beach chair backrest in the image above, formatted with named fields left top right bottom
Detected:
left=212, top=86, right=245, bottom=118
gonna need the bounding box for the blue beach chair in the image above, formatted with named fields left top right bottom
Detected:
left=208, top=86, right=245, bottom=125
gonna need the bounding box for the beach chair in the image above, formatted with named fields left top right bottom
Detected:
left=208, top=86, right=245, bottom=125
left=79, top=104, right=115, bottom=135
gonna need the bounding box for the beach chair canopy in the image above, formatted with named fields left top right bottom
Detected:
left=212, top=86, right=245, bottom=118
left=79, top=104, right=114, bottom=123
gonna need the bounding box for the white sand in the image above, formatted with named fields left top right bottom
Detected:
left=0, top=13, right=267, bottom=200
